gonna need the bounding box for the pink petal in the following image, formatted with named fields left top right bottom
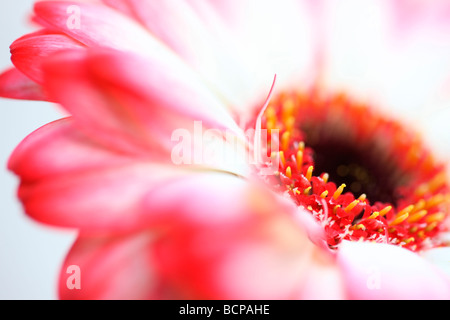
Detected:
left=143, top=173, right=270, bottom=225
left=103, top=0, right=218, bottom=59
left=147, top=175, right=336, bottom=299
left=58, top=173, right=322, bottom=300
left=296, top=253, right=346, bottom=300
left=337, top=241, right=450, bottom=299
left=57, top=173, right=342, bottom=299
left=10, top=30, right=85, bottom=83
left=8, top=117, right=165, bottom=183
left=0, top=67, right=47, bottom=101
left=58, top=173, right=305, bottom=300
left=17, top=162, right=193, bottom=235
left=102, top=0, right=260, bottom=111
left=9, top=118, right=193, bottom=235
left=59, top=232, right=166, bottom=300
left=34, top=1, right=156, bottom=52
left=42, top=49, right=242, bottom=155
left=34, top=0, right=242, bottom=111
left=188, top=0, right=318, bottom=93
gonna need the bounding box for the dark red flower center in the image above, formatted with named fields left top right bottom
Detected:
left=260, top=90, right=449, bottom=251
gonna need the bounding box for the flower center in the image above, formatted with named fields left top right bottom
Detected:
left=260, top=90, right=449, bottom=251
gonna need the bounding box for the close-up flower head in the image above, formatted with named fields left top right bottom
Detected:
left=1, top=0, right=450, bottom=300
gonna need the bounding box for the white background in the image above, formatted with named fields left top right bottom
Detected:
left=0, top=1, right=76, bottom=300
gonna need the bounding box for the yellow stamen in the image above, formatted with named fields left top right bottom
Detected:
left=358, top=194, right=367, bottom=202
left=429, top=172, right=448, bottom=193
left=320, top=190, right=329, bottom=199
left=285, top=116, right=295, bottom=132
left=281, top=131, right=290, bottom=151
left=266, top=118, right=276, bottom=131
left=305, top=166, right=314, bottom=181
left=379, top=206, right=393, bottom=217
left=296, top=150, right=303, bottom=171
left=412, top=199, right=426, bottom=213
left=426, top=194, right=447, bottom=210
left=279, top=151, right=286, bottom=167
left=322, top=173, right=329, bottom=184
left=298, top=141, right=305, bottom=152
left=282, top=99, right=295, bottom=122
left=266, top=106, right=276, bottom=119
left=407, top=210, right=428, bottom=223
left=397, top=205, right=415, bottom=217
left=333, top=205, right=341, bottom=214
left=402, top=237, right=415, bottom=245
left=368, top=212, right=380, bottom=219
left=390, top=212, right=409, bottom=226
left=425, top=222, right=438, bottom=232
left=425, top=212, right=445, bottom=224
left=353, top=224, right=366, bottom=231
left=304, top=187, right=312, bottom=195
left=333, top=184, right=346, bottom=200
left=285, top=166, right=292, bottom=179
left=345, top=200, right=360, bottom=213
left=415, top=172, right=447, bottom=196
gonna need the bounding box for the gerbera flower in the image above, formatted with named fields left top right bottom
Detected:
left=2, top=0, right=450, bottom=299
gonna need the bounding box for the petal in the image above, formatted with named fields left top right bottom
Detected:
left=34, top=1, right=156, bottom=53
left=0, top=67, right=47, bottom=101
left=192, top=0, right=318, bottom=93
left=148, top=175, right=338, bottom=299
left=102, top=0, right=319, bottom=120
left=42, top=49, right=243, bottom=155
left=35, top=0, right=267, bottom=114
left=296, top=253, right=346, bottom=300
left=60, top=173, right=326, bottom=300
left=143, top=173, right=272, bottom=225
left=337, top=241, right=450, bottom=299
left=59, top=232, right=165, bottom=300
left=8, top=117, right=163, bottom=182
left=421, top=247, right=450, bottom=278
left=16, top=162, right=193, bottom=235
left=10, top=30, right=85, bottom=84
left=9, top=118, right=194, bottom=234
left=102, top=0, right=263, bottom=113
left=55, top=172, right=341, bottom=299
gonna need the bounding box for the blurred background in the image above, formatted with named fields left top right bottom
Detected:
left=0, top=1, right=76, bottom=300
